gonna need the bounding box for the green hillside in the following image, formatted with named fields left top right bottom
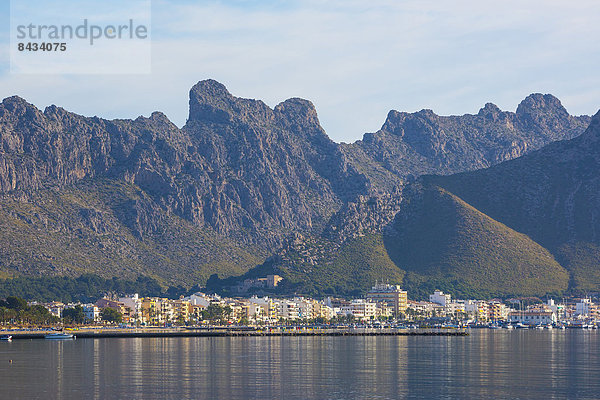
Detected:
left=214, top=185, right=572, bottom=300
left=281, top=234, right=404, bottom=297
left=556, top=243, right=600, bottom=293
left=0, top=179, right=263, bottom=287
left=417, top=113, right=600, bottom=293
left=212, top=233, right=404, bottom=298
left=385, top=185, right=569, bottom=299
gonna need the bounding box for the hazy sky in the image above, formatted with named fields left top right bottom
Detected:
left=1, top=0, right=599, bottom=142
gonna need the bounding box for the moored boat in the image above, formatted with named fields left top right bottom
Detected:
left=0, top=335, right=12, bottom=341
left=44, top=332, right=75, bottom=340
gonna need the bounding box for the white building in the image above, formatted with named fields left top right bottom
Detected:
left=82, top=304, right=100, bottom=322
left=447, top=301, right=466, bottom=315
left=509, top=311, right=556, bottom=325
left=294, top=297, right=315, bottom=320
left=546, top=299, right=566, bottom=320
left=430, top=290, right=451, bottom=307
left=119, top=294, right=142, bottom=322
left=44, top=302, right=65, bottom=318
left=244, top=301, right=266, bottom=322
left=576, top=298, right=593, bottom=316
left=185, top=292, right=221, bottom=307
left=276, top=300, right=299, bottom=321
left=342, top=299, right=377, bottom=320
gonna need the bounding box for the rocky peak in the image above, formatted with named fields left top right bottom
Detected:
left=187, top=79, right=235, bottom=124
left=477, top=102, right=503, bottom=120
left=380, top=110, right=407, bottom=134
left=479, top=102, right=501, bottom=114
left=187, top=79, right=273, bottom=126
left=148, top=111, right=171, bottom=123
left=1, top=95, right=31, bottom=109
left=380, top=109, right=439, bottom=137
left=43, top=104, right=70, bottom=120
left=274, top=98, right=320, bottom=127
left=0, top=96, right=43, bottom=122
left=517, top=93, right=567, bottom=114
left=516, top=93, right=570, bottom=127
left=273, top=98, right=332, bottom=147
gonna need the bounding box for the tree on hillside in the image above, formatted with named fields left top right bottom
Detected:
left=6, top=296, right=28, bottom=310
left=101, top=307, right=123, bottom=323
left=63, top=306, right=85, bottom=324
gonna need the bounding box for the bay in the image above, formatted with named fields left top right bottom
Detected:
left=1, top=330, right=599, bottom=399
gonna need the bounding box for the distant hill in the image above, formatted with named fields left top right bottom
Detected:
left=385, top=185, right=569, bottom=299
left=422, top=110, right=600, bottom=294
left=221, top=184, right=570, bottom=300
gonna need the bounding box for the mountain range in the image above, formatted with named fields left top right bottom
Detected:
left=0, top=79, right=596, bottom=299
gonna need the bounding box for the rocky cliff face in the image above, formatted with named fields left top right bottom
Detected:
left=0, top=81, right=369, bottom=248
left=181, top=80, right=369, bottom=244
left=0, top=96, right=190, bottom=194
left=0, top=80, right=594, bottom=291
left=344, top=94, right=590, bottom=182
left=322, top=191, right=404, bottom=242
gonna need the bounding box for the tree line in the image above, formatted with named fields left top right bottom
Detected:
left=0, top=274, right=195, bottom=303
left=0, top=296, right=58, bottom=325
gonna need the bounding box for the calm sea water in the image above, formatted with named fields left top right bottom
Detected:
left=1, top=330, right=599, bottom=399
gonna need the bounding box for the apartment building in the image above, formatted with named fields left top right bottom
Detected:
left=366, top=283, right=408, bottom=315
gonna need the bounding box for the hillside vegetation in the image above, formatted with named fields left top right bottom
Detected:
left=0, top=179, right=263, bottom=286
left=385, top=186, right=569, bottom=299
left=280, top=234, right=405, bottom=297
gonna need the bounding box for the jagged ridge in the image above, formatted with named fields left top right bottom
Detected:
left=0, top=80, right=594, bottom=294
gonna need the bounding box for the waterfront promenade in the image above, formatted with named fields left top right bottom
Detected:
left=2, top=326, right=468, bottom=339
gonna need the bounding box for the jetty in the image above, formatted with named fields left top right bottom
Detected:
left=2, top=327, right=468, bottom=339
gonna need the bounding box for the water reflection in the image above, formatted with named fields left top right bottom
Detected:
left=0, top=331, right=599, bottom=399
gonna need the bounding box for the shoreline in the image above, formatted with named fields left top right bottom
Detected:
left=2, top=327, right=469, bottom=339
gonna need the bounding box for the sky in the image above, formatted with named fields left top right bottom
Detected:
left=1, top=0, right=599, bottom=143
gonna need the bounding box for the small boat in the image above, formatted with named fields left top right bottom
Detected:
left=0, top=335, right=12, bottom=341
left=545, top=325, right=553, bottom=330
left=504, top=324, right=514, bottom=330
left=44, top=332, right=75, bottom=340
left=535, top=325, right=544, bottom=330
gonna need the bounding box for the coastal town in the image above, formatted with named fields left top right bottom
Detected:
left=2, top=281, right=599, bottom=330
